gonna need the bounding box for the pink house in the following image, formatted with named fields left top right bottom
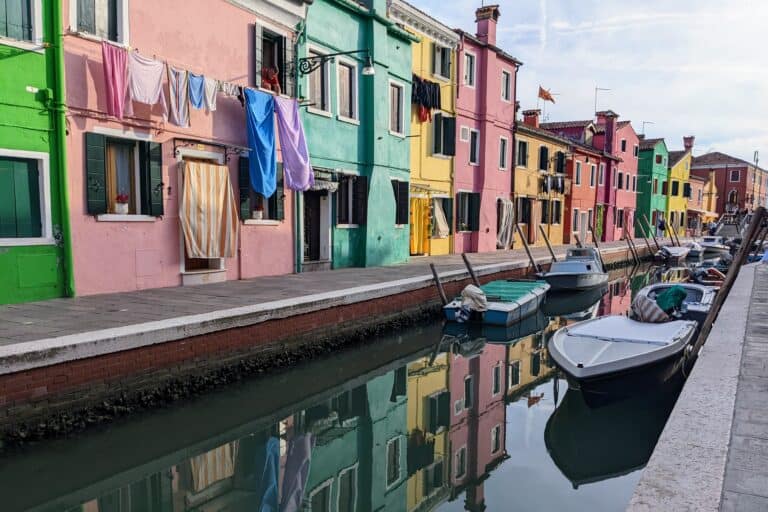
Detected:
left=453, top=6, right=520, bottom=254
left=62, top=0, right=306, bottom=295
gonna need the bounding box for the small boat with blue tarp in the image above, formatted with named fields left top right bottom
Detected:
left=443, top=279, right=550, bottom=326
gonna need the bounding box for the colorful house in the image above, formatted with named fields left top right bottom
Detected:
left=635, top=137, right=669, bottom=238
left=62, top=0, right=310, bottom=295
left=610, top=120, right=639, bottom=240
left=453, top=6, right=521, bottom=254
left=0, top=1, right=72, bottom=304
left=514, top=110, right=569, bottom=248
left=666, top=137, right=695, bottom=236
left=299, top=0, right=415, bottom=271
left=691, top=151, right=767, bottom=215
left=561, top=141, right=606, bottom=245
left=686, top=173, right=718, bottom=235
left=390, top=0, right=459, bottom=257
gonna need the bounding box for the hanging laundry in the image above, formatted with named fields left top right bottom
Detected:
left=168, top=65, right=190, bottom=127
left=275, top=97, right=314, bottom=192
left=219, top=81, right=245, bottom=107
left=125, top=52, right=168, bottom=120
left=411, top=75, right=442, bottom=115
left=204, top=77, right=218, bottom=112
left=101, top=41, right=129, bottom=119
left=245, top=88, right=277, bottom=198
left=280, top=434, right=314, bottom=512
left=188, top=73, right=205, bottom=110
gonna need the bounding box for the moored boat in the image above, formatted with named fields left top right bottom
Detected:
left=635, top=282, right=716, bottom=324
left=536, top=248, right=608, bottom=291
left=656, top=245, right=690, bottom=262
left=685, top=241, right=704, bottom=258
left=443, top=280, right=550, bottom=326
left=699, top=236, right=731, bottom=256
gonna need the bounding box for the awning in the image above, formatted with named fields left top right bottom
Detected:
left=309, top=180, right=338, bottom=192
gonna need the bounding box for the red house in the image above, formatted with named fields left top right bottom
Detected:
left=691, top=152, right=768, bottom=215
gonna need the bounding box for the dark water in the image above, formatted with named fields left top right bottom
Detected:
left=0, top=265, right=686, bottom=512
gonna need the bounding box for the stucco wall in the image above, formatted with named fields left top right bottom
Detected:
left=613, top=123, right=639, bottom=240
left=667, top=152, right=691, bottom=236
left=636, top=143, right=669, bottom=237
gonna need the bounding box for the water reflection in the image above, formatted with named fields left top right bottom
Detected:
left=1, top=266, right=684, bottom=512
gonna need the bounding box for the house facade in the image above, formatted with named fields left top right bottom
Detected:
left=514, top=110, right=568, bottom=248
left=389, top=0, right=459, bottom=257
left=691, top=151, right=767, bottom=215
left=686, top=173, right=717, bottom=235
left=635, top=137, right=669, bottom=238
left=0, top=0, right=72, bottom=304
left=666, top=137, right=695, bottom=236
left=453, top=6, right=520, bottom=254
left=610, top=120, right=639, bottom=240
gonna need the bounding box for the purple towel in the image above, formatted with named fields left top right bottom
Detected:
left=274, top=97, right=314, bottom=191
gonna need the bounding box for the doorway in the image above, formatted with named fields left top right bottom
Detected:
left=580, top=212, right=588, bottom=242
left=302, top=190, right=331, bottom=271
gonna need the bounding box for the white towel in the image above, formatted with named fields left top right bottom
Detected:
left=125, top=52, right=168, bottom=120
left=204, top=77, right=218, bottom=111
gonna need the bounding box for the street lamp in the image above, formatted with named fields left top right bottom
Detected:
left=298, top=49, right=375, bottom=76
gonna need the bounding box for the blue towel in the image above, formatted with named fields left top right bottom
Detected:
left=245, top=88, right=277, bottom=198
left=188, top=73, right=205, bottom=110
left=259, top=437, right=279, bottom=512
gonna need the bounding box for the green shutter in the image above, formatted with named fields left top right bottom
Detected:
left=0, top=158, right=17, bottom=236
left=437, top=391, right=450, bottom=429
left=283, top=35, right=295, bottom=97
left=274, top=163, right=285, bottom=221
left=253, top=23, right=263, bottom=87
left=78, top=0, right=96, bottom=34
left=397, top=181, right=409, bottom=225
left=353, top=175, right=368, bottom=225
left=147, top=142, right=164, bottom=216
left=443, top=198, right=453, bottom=235
left=443, top=117, right=456, bottom=156
left=14, top=159, right=41, bottom=237
left=238, top=157, right=251, bottom=220
left=433, top=113, right=443, bottom=154
left=468, top=192, right=481, bottom=231
left=456, top=193, right=465, bottom=230
left=85, top=132, right=107, bottom=215
left=431, top=42, right=437, bottom=75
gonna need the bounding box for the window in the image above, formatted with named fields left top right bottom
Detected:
left=386, top=437, right=401, bottom=487
left=1, top=0, right=33, bottom=41
left=491, top=425, right=502, bottom=454
left=463, top=375, right=474, bottom=409
left=309, top=481, right=332, bottom=512
left=432, top=197, right=453, bottom=237
left=432, top=113, right=457, bottom=156
left=621, top=139, right=627, bottom=152
left=662, top=181, right=668, bottom=195
left=698, top=189, right=703, bottom=202
left=338, top=466, right=357, bottom=512
left=540, top=199, right=550, bottom=224
left=552, top=200, right=562, bottom=224
left=617, top=172, right=624, bottom=190
left=389, top=82, right=404, bottom=135
left=655, top=154, right=663, bottom=164
left=730, top=170, right=741, bottom=182
left=588, top=209, right=594, bottom=229
left=433, top=44, right=451, bottom=79
left=516, top=140, right=528, bottom=167
left=428, top=391, right=450, bottom=433
left=84, top=133, right=163, bottom=217
left=516, top=197, right=532, bottom=225
left=508, top=361, right=520, bottom=388
left=463, top=53, right=476, bottom=86
left=455, top=447, right=467, bottom=478
left=241, top=159, right=286, bottom=221
left=599, top=163, right=605, bottom=185
left=555, top=152, right=566, bottom=174
left=653, top=178, right=659, bottom=194
left=501, top=70, right=512, bottom=101
left=499, top=138, right=508, bottom=169
left=391, top=180, right=409, bottom=225
left=538, top=146, right=549, bottom=171
left=633, top=145, right=639, bottom=157
left=76, top=0, right=124, bottom=43
left=257, top=26, right=293, bottom=96
left=572, top=208, right=579, bottom=231
left=632, top=175, right=637, bottom=192
left=574, top=161, right=582, bottom=185
left=456, top=192, right=480, bottom=231
left=424, top=460, right=444, bottom=497
left=0, top=154, right=50, bottom=242
left=683, top=182, right=692, bottom=198
left=307, top=49, right=330, bottom=112
left=337, top=175, right=367, bottom=225
left=589, top=164, right=596, bottom=187
left=612, top=169, right=618, bottom=189
left=337, top=61, right=357, bottom=120
left=616, top=208, right=624, bottom=228
left=492, top=365, right=501, bottom=395
left=671, top=180, right=680, bottom=196
left=460, top=126, right=470, bottom=142
left=469, top=129, right=480, bottom=165
left=626, top=174, right=631, bottom=190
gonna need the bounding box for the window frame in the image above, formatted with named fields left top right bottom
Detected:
left=501, top=69, right=512, bottom=102
left=454, top=446, right=467, bottom=479
left=469, top=129, right=480, bottom=166
left=0, top=149, right=53, bottom=246
left=433, top=44, right=451, bottom=81
left=1, top=0, right=43, bottom=48
left=336, top=174, right=358, bottom=228
left=653, top=178, right=659, bottom=194
left=463, top=51, right=476, bottom=87
left=307, top=478, right=333, bottom=512
left=337, top=463, right=359, bottom=512
left=70, top=0, right=130, bottom=45
left=633, top=144, right=639, bottom=157
left=386, top=436, right=403, bottom=489
left=589, top=164, right=596, bottom=187
left=499, top=137, right=508, bottom=170
left=730, top=169, right=741, bottom=183
left=516, top=140, right=528, bottom=168
left=508, top=360, right=521, bottom=388
left=491, top=424, right=502, bottom=454
left=463, top=374, right=474, bottom=409
left=306, top=46, right=332, bottom=116
left=574, top=161, right=582, bottom=185
left=599, top=163, right=605, bottom=185
left=620, top=139, right=627, bottom=152
left=388, top=80, right=406, bottom=137
left=617, top=171, right=624, bottom=190
left=492, top=364, right=501, bottom=396
left=538, top=145, right=549, bottom=172
left=632, top=175, right=637, bottom=192
left=336, top=57, right=359, bottom=124
left=572, top=208, right=579, bottom=232
left=552, top=199, right=562, bottom=224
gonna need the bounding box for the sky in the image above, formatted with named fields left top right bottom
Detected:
left=408, top=0, right=767, bottom=165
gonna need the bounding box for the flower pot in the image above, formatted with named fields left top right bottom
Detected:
left=115, top=202, right=129, bottom=215
left=252, top=210, right=263, bottom=220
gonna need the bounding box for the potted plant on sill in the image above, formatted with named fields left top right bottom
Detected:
left=115, top=193, right=130, bottom=215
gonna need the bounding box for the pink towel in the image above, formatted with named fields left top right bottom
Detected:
left=274, top=97, right=314, bottom=191
left=101, top=42, right=128, bottom=119
left=125, top=52, right=168, bottom=120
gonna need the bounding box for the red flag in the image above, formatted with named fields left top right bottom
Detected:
left=538, top=86, right=555, bottom=104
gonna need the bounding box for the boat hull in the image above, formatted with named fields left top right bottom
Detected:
left=444, top=291, right=547, bottom=326
left=702, top=246, right=731, bottom=257
left=539, top=272, right=609, bottom=291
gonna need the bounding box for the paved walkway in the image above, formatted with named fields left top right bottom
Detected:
left=0, top=240, right=642, bottom=347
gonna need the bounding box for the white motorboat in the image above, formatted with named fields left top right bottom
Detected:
left=699, top=236, right=731, bottom=256
left=536, top=247, right=609, bottom=291
left=657, top=245, right=690, bottom=261
left=548, top=316, right=697, bottom=399
left=634, top=282, right=716, bottom=325
left=685, top=241, right=704, bottom=258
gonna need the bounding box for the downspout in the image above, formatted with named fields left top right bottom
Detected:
left=51, top=0, right=76, bottom=297
left=294, top=19, right=307, bottom=274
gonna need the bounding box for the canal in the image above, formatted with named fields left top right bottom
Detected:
left=0, top=265, right=686, bottom=512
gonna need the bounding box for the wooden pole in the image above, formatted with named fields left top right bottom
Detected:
left=691, top=207, right=766, bottom=356
left=573, top=233, right=584, bottom=248
left=642, top=214, right=662, bottom=251
left=625, top=235, right=639, bottom=265
left=430, top=263, right=449, bottom=306
left=538, top=224, right=558, bottom=262
left=515, top=223, right=541, bottom=273
left=664, top=215, right=678, bottom=246
left=639, top=233, right=654, bottom=259
left=588, top=225, right=607, bottom=269
left=461, top=253, right=482, bottom=288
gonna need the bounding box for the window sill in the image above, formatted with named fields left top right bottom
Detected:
left=68, top=30, right=126, bottom=47
left=96, top=214, right=157, bottom=222
left=469, top=162, right=480, bottom=167
left=389, top=130, right=406, bottom=139
left=243, top=219, right=281, bottom=226
left=337, top=115, right=360, bottom=126
left=432, top=73, right=451, bottom=83
left=0, top=237, right=56, bottom=247
left=0, top=36, right=45, bottom=53
left=307, top=107, right=332, bottom=118
left=337, top=224, right=359, bottom=229
left=182, top=268, right=226, bottom=276
left=431, top=154, right=451, bottom=160
left=499, top=167, right=508, bottom=171
left=395, top=224, right=407, bottom=229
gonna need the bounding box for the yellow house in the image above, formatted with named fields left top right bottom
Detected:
left=406, top=354, right=450, bottom=510
left=703, top=171, right=719, bottom=218
left=513, top=112, right=570, bottom=248
left=390, top=0, right=459, bottom=256
left=506, top=318, right=558, bottom=399
left=666, top=137, right=695, bottom=236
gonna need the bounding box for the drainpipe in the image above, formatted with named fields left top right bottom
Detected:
left=510, top=66, right=519, bottom=200
left=51, top=0, right=76, bottom=297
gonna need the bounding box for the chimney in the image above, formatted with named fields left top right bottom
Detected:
left=522, top=109, right=540, bottom=128
left=476, top=5, right=500, bottom=46
left=683, top=136, right=695, bottom=152
left=596, top=110, right=619, bottom=154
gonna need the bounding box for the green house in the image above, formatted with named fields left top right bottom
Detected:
left=635, top=137, right=669, bottom=238
left=0, top=1, right=72, bottom=304
left=296, top=0, right=415, bottom=271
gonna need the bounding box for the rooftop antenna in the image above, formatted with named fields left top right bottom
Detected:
left=594, top=86, right=610, bottom=118
left=641, top=121, right=654, bottom=136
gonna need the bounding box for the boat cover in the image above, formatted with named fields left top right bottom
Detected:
left=461, top=285, right=488, bottom=312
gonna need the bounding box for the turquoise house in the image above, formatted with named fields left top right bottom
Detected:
left=636, top=137, right=669, bottom=237
left=297, top=0, right=415, bottom=271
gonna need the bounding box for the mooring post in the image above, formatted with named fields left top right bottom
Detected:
left=515, top=223, right=541, bottom=273
left=588, top=225, right=607, bottom=269
left=430, top=263, right=449, bottom=306
left=573, top=233, right=584, bottom=248
left=538, top=225, right=558, bottom=262
left=664, top=215, right=678, bottom=246
left=639, top=232, right=654, bottom=259
left=642, top=214, right=662, bottom=251
left=461, top=253, right=482, bottom=288
left=625, top=235, right=639, bottom=265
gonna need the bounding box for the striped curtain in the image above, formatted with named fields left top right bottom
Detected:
left=180, top=161, right=239, bottom=258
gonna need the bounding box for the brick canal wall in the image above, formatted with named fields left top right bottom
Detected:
left=0, top=246, right=646, bottom=440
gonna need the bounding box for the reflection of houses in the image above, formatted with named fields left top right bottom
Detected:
left=406, top=355, right=451, bottom=511
left=506, top=319, right=558, bottom=398
left=599, top=276, right=632, bottom=317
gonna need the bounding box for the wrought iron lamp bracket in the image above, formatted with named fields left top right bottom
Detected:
left=297, top=50, right=370, bottom=75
